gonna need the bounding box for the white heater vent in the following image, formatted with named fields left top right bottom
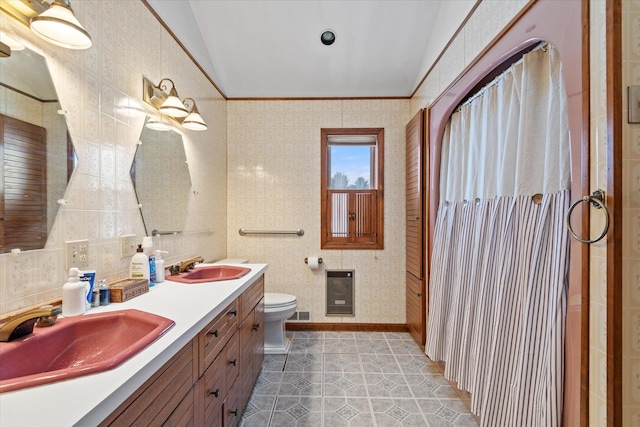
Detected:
left=287, top=310, right=311, bottom=322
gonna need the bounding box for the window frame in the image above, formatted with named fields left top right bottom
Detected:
left=320, top=127, right=384, bottom=250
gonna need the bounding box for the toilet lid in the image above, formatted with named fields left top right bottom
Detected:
left=264, top=292, right=297, bottom=308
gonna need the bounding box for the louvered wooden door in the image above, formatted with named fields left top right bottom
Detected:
left=1, top=115, right=48, bottom=251
left=405, top=109, right=427, bottom=347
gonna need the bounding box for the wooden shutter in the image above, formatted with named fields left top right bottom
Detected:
left=1, top=115, right=48, bottom=251
left=325, top=189, right=379, bottom=248
left=406, top=110, right=424, bottom=279
left=405, top=109, right=427, bottom=347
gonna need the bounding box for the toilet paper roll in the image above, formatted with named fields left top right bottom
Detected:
left=307, top=256, right=319, bottom=270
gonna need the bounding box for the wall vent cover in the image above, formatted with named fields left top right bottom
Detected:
left=287, top=310, right=311, bottom=322
left=326, top=270, right=355, bottom=316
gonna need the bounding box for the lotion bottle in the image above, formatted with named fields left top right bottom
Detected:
left=62, top=268, right=86, bottom=317
left=130, top=244, right=150, bottom=283
left=155, top=250, right=168, bottom=283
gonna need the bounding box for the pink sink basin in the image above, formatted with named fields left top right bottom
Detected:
left=165, top=265, right=251, bottom=284
left=0, top=309, right=174, bottom=393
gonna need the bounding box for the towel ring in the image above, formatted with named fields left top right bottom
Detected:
left=566, top=189, right=610, bottom=244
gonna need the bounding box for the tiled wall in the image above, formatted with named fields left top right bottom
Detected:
left=623, top=0, right=640, bottom=424
left=227, top=100, right=409, bottom=324
left=0, top=0, right=227, bottom=315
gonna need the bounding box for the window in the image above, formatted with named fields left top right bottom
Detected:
left=321, top=128, right=384, bottom=249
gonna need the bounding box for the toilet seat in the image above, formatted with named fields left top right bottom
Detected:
left=264, top=292, right=297, bottom=309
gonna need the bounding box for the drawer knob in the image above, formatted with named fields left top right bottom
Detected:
left=228, top=310, right=237, bottom=317
left=230, top=409, right=238, bottom=416
left=252, top=323, right=260, bottom=331
left=417, top=293, right=422, bottom=297
left=208, top=329, right=219, bottom=337
left=209, top=388, right=220, bottom=397
left=229, top=358, right=237, bottom=366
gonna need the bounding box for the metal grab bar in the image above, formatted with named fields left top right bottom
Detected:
left=566, top=189, right=610, bottom=244
left=239, top=228, right=304, bottom=236
left=152, top=230, right=182, bottom=236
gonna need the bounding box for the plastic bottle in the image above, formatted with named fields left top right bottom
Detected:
left=62, top=267, right=86, bottom=317
left=130, top=244, right=150, bottom=283
left=149, top=253, right=156, bottom=287
left=98, top=279, right=110, bottom=306
left=155, top=250, right=168, bottom=283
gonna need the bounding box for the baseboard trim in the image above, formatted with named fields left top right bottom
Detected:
left=285, top=322, right=409, bottom=332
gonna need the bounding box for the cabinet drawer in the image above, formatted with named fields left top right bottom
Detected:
left=239, top=275, right=264, bottom=321
left=225, top=332, right=239, bottom=386
left=202, top=351, right=225, bottom=427
left=199, top=299, right=238, bottom=375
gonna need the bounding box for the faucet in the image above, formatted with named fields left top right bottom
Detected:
left=0, top=306, right=62, bottom=342
left=179, top=256, right=204, bottom=273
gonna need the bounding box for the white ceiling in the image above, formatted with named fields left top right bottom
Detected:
left=146, top=0, right=476, bottom=99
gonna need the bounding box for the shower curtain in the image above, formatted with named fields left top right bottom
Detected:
left=425, top=45, right=571, bottom=427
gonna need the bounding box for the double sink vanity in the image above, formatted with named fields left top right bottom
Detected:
left=0, top=263, right=268, bottom=426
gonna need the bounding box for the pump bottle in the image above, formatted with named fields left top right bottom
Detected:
left=130, top=244, right=150, bottom=283
left=62, top=268, right=86, bottom=317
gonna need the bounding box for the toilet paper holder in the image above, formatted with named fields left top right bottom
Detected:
left=304, top=257, right=323, bottom=265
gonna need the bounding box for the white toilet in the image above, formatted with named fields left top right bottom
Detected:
left=214, top=259, right=297, bottom=355
left=264, top=292, right=297, bottom=354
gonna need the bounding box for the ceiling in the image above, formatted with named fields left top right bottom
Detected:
left=146, top=0, right=476, bottom=99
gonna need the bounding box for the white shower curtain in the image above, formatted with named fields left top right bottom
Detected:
left=425, top=45, right=571, bottom=427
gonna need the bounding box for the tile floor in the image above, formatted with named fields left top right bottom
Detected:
left=240, top=331, right=479, bottom=427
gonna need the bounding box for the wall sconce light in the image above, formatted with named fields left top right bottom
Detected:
left=155, top=78, right=189, bottom=118
left=142, top=77, right=208, bottom=131
left=30, top=0, right=92, bottom=50
left=182, top=98, right=208, bottom=131
left=0, top=0, right=91, bottom=49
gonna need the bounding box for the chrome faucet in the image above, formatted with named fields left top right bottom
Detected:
left=178, top=256, right=204, bottom=273
left=0, top=306, right=61, bottom=342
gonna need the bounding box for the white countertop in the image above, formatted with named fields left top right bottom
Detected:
left=0, top=263, right=268, bottom=427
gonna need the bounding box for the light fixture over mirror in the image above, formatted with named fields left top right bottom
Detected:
left=182, top=98, right=207, bottom=131
left=0, top=0, right=92, bottom=50
left=142, top=77, right=208, bottom=131
left=30, top=0, right=92, bottom=50
left=156, top=78, right=188, bottom=117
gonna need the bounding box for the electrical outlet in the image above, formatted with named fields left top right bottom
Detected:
left=65, top=239, right=89, bottom=270
left=120, top=234, right=137, bottom=258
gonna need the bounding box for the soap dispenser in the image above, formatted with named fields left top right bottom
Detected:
left=62, top=267, right=86, bottom=317
left=155, top=250, right=168, bottom=283
left=130, top=244, right=150, bottom=283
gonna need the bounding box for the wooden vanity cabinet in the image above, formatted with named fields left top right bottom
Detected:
left=101, top=274, right=265, bottom=427
left=99, top=340, right=198, bottom=426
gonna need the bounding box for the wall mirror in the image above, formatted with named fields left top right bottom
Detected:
left=131, top=118, right=191, bottom=236
left=0, top=46, right=76, bottom=253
